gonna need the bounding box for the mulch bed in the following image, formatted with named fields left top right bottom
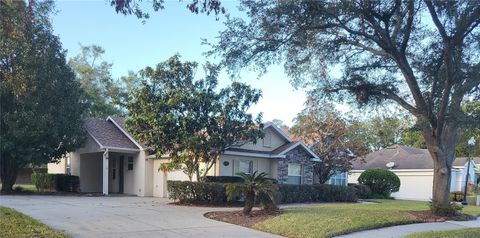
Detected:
left=205, top=209, right=282, bottom=228
left=407, top=211, right=447, bottom=222
left=169, top=201, right=244, bottom=207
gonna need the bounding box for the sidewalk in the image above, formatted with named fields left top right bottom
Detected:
left=336, top=218, right=480, bottom=238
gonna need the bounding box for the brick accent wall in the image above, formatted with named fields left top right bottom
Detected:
left=277, top=147, right=315, bottom=184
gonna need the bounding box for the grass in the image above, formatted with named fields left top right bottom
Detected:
left=254, top=199, right=480, bottom=238
left=405, top=228, right=480, bottom=238
left=0, top=206, right=68, bottom=238
left=0, top=184, right=37, bottom=193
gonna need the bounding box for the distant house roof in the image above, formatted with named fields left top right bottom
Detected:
left=351, top=144, right=480, bottom=170
left=84, top=118, right=141, bottom=151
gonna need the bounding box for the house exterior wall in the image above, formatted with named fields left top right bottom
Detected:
left=79, top=153, right=102, bottom=193
left=47, top=157, right=66, bottom=174
left=277, top=147, right=314, bottom=185
left=218, top=154, right=275, bottom=178
left=228, top=127, right=287, bottom=152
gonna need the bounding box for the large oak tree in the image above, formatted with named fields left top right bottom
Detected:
left=0, top=0, right=86, bottom=191
left=207, top=1, right=480, bottom=213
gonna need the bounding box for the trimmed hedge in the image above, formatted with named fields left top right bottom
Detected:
left=278, top=184, right=358, bottom=203
left=348, top=184, right=372, bottom=199
left=55, top=174, right=80, bottom=192
left=31, top=173, right=55, bottom=192
left=167, top=180, right=226, bottom=204
left=167, top=181, right=358, bottom=204
left=203, top=176, right=244, bottom=183
left=31, top=173, right=80, bottom=192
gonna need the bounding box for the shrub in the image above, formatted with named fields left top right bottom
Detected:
left=203, top=176, right=244, bottom=183
left=31, top=173, right=55, bottom=192
left=54, top=174, right=80, bottom=192
left=167, top=181, right=226, bottom=204
left=349, top=184, right=372, bottom=199
left=358, top=168, right=400, bottom=198
left=278, top=184, right=357, bottom=203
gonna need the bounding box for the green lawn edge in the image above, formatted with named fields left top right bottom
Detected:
left=253, top=199, right=480, bottom=238
left=0, top=206, right=69, bottom=238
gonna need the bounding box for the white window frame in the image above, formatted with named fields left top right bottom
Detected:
left=287, top=163, right=302, bottom=184
left=238, top=160, right=253, bottom=174
left=127, top=156, right=134, bottom=171
left=329, top=172, right=347, bottom=186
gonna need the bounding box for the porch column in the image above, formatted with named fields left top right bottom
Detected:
left=102, top=149, right=109, bottom=195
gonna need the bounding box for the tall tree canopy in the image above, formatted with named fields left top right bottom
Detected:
left=0, top=0, right=86, bottom=191
left=349, top=115, right=411, bottom=151
left=69, top=44, right=136, bottom=117
left=126, top=55, right=263, bottom=180
left=110, top=0, right=225, bottom=20
left=209, top=0, right=480, bottom=213
left=291, top=97, right=369, bottom=184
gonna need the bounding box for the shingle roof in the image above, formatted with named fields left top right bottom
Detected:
left=226, top=142, right=299, bottom=156
left=352, top=145, right=480, bottom=170
left=84, top=118, right=139, bottom=150
left=226, top=141, right=320, bottom=159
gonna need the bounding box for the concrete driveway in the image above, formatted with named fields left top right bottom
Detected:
left=0, top=195, right=281, bottom=238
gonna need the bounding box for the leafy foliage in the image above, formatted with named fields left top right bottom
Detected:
left=225, top=172, right=278, bottom=214
left=167, top=180, right=226, bottom=204
left=278, top=184, right=358, bottom=204
left=110, top=0, right=225, bottom=20
left=0, top=0, right=86, bottom=192
left=69, top=45, right=140, bottom=117
left=208, top=0, right=480, bottom=210
left=127, top=55, right=263, bottom=180
left=290, top=97, right=369, bottom=184
left=31, top=173, right=56, bottom=192
left=358, top=168, right=401, bottom=198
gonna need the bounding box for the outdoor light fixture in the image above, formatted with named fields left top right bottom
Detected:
left=462, top=137, right=476, bottom=205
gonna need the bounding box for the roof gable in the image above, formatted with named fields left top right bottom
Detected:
left=83, top=118, right=140, bottom=151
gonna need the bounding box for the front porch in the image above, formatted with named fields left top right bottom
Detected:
left=79, top=150, right=139, bottom=195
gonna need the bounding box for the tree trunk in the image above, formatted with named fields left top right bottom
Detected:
left=424, top=122, right=457, bottom=215
left=243, top=189, right=255, bottom=215
left=0, top=155, right=20, bottom=192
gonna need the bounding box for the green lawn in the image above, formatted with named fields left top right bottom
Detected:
left=0, top=184, right=37, bottom=193
left=254, top=200, right=480, bottom=238
left=406, top=228, right=480, bottom=238
left=0, top=206, right=68, bottom=238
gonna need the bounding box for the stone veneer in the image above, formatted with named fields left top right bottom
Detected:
left=276, top=147, right=315, bottom=184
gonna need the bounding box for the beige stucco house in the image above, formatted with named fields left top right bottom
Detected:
left=48, top=118, right=320, bottom=197
left=348, top=145, right=479, bottom=201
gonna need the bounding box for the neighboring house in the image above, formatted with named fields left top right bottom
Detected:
left=48, top=118, right=320, bottom=197
left=348, top=144, right=479, bottom=201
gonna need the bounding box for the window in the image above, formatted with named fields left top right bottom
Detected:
left=112, top=159, right=116, bottom=180
left=263, top=132, right=272, bottom=147
left=127, top=157, right=133, bottom=170
left=329, top=172, right=347, bottom=186
left=287, top=163, right=302, bottom=184
left=239, top=160, right=253, bottom=174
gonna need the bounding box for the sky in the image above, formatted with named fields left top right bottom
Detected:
left=50, top=0, right=308, bottom=126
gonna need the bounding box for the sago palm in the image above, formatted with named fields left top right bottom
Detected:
left=226, top=171, right=278, bottom=215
